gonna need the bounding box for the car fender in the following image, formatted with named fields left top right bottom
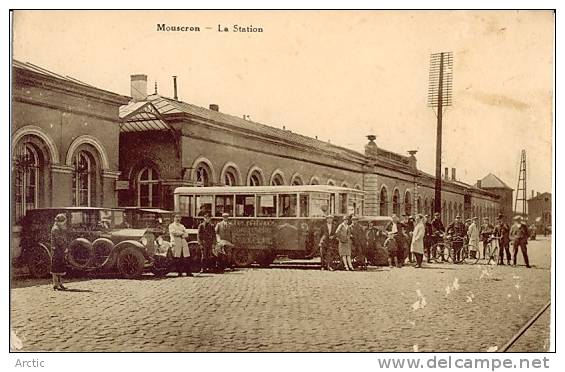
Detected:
left=103, top=240, right=147, bottom=270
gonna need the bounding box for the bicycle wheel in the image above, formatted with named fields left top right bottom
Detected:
left=459, top=245, right=469, bottom=263
left=484, top=243, right=493, bottom=265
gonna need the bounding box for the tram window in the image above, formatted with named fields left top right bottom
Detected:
left=257, top=194, right=276, bottom=217
left=236, top=195, right=255, bottom=217
left=178, top=195, right=193, bottom=216
left=278, top=194, right=297, bottom=217
left=339, top=193, right=348, bottom=215
left=196, top=195, right=213, bottom=217
left=215, top=195, right=234, bottom=217
left=310, top=196, right=329, bottom=217
left=299, top=195, right=309, bottom=217
left=330, top=194, right=336, bottom=214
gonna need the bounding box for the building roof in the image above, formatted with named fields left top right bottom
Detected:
left=477, top=173, right=513, bottom=190
left=121, top=94, right=415, bottom=172
left=13, top=59, right=130, bottom=104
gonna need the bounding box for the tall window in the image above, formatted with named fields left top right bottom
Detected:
left=392, top=189, right=400, bottom=216
left=404, top=191, right=412, bottom=216
left=73, top=150, right=94, bottom=206
left=138, top=167, right=160, bottom=207
left=195, top=163, right=212, bottom=186
left=416, top=197, right=422, bottom=214
left=379, top=187, right=388, bottom=216
left=14, top=142, right=39, bottom=221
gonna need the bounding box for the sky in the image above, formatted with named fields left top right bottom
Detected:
left=12, top=10, right=554, bottom=196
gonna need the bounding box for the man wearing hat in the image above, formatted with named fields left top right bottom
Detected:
left=350, top=215, right=367, bottom=270
left=480, top=217, right=495, bottom=260
left=198, top=213, right=217, bottom=272
left=510, top=216, right=531, bottom=267
left=447, top=215, right=466, bottom=262
left=215, top=212, right=235, bottom=270
left=51, top=213, right=69, bottom=290
left=494, top=214, right=511, bottom=265
left=319, top=215, right=337, bottom=270
left=467, top=217, right=480, bottom=258
left=431, top=212, right=446, bottom=260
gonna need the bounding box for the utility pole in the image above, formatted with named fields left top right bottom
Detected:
left=428, top=52, right=453, bottom=214
left=515, top=150, right=527, bottom=216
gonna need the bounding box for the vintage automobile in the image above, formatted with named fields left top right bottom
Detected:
left=12, top=207, right=161, bottom=279
left=122, top=207, right=203, bottom=274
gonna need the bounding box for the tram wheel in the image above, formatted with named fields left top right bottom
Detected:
left=256, top=251, right=275, bottom=268
left=233, top=248, right=253, bottom=267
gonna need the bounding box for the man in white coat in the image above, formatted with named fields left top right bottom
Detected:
left=410, top=214, right=426, bottom=268
left=467, top=217, right=480, bottom=259
left=169, top=214, right=193, bottom=277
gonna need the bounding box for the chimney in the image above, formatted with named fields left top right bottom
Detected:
left=444, top=167, right=449, bottom=180
left=172, top=76, right=178, bottom=100
left=537, top=192, right=541, bottom=197
left=407, top=150, right=418, bottom=169
left=477, top=180, right=482, bottom=188
left=130, top=74, right=147, bottom=102
left=451, top=168, right=456, bottom=181
left=209, top=104, right=219, bottom=112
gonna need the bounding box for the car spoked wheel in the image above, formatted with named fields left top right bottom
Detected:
left=68, top=238, right=94, bottom=270
left=117, top=247, right=145, bottom=279
left=27, top=245, right=51, bottom=278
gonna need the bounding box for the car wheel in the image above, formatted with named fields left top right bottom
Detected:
left=117, top=246, right=145, bottom=279
left=27, top=245, right=51, bottom=278
left=92, top=238, right=114, bottom=268
left=256, top=251, right=275, bottom=268
left=68, top=238, right=94, bottom=270
left=232, top=248, right=253, bottom=267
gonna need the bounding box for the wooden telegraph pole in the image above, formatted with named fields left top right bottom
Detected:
left=428, top=52, right=453, bottom=214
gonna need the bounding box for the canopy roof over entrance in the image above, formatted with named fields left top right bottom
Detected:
left=119, top=101, right=172, bottom=133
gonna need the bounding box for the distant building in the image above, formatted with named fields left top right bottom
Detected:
left=475, top=173, right=514, bottom=218
left=528, top=192, right=552, bottom=232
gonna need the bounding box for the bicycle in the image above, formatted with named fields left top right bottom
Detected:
left=432, top=234, right=479, bottom=264
left=482, top=235, right=501, bottom=265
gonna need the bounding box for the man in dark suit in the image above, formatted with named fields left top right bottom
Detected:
left=350, top=215, right=367, bottom=270
left=319, top=215, right=337, bottom=271
left=198, top=213, right=217, bottom=273
left=510, top=216, right=530, bottom=268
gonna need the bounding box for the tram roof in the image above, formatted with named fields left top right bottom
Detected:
left=174, top=185, right=364, bottom=195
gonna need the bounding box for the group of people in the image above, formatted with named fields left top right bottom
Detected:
left=166, top=212, right=235, bottom=277
left=317, top=211, right=532, bottom=271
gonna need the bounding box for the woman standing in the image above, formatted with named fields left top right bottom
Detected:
left=410, top=214, right=426, bottom=268
left=335, top=216, right=354, bottom=271
left=51, top=213, right=69, bottom=291
left=169, top=214, right=193, bottom=277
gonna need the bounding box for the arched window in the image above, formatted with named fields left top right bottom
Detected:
left=448, top=201, right=453, bottom=223
left=249, top=170, right=263, bottom=186
left=392, top=189, right=400, bottom=216
left=424, top=198, right=430, bottom=216
left=309, top=177, right=320, bottom=185
left=195, top=162, right=212, bottom=186
left=138, top=167, right=161, bottom=207
left=417, top=197, right=422, bottom=214
left=73, top=150, right=95, bottom=206
left=404, top=191, right=412, bottom=216
left=271, top=173, right=284, bottom=186
left=291, top=174, right=304, bottom=185
left=379, top=187, right=388, bottom=216
left=223, top=167, right=238, bottom=186
left=13, top=142, right=39, bottom=220
left=327, top=179, right=336, bottom=186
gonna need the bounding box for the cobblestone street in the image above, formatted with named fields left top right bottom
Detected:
left=10, top=237, right=551, bottom=352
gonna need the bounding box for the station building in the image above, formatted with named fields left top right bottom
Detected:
left=118, top=74, right=509, bottom=224
left=11, top=60, right=129, bottom=223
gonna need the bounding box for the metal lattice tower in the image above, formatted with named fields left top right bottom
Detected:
left=428, top=52, right=453, bottom=213
left=514, top=150, right=527, bottom=215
